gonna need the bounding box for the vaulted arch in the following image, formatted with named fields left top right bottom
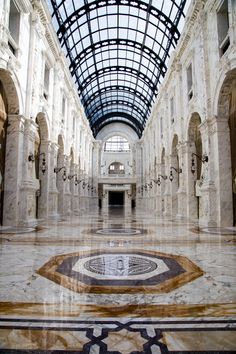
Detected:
left=47, top=0, right=188, bottom=136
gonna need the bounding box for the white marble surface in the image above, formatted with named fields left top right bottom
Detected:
left=0, top=210, right=235, bottom=306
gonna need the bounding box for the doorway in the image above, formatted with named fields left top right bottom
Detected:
left=0, top=81, right=7, bottom=225
left=109, top=191, right=124, bottom=206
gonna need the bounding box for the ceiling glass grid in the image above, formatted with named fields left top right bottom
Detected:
left=48, top=0, right=188, bottom=137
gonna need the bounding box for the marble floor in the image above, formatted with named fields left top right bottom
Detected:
left=0, top=207, right=236, bottom=353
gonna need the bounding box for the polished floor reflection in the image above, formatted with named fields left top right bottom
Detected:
left=0, top=207, right=236, bottom=353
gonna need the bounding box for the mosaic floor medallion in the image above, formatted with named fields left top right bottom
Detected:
left=201, top=227, right=236, bottom=235
left=0, top=227, right=37, bottom=234
left=37, top=250, right=204, bottom=294
left=191, top=226, right=236, bottom=235
left=85, top=227, right=147, bottom=237
left=96, top=228, right=143, bottom=235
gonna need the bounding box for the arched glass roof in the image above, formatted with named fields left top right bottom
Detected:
left=47, top=0, right=189, bottom=137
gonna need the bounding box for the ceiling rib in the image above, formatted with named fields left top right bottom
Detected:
left=48, top=0, right=187, bottom=137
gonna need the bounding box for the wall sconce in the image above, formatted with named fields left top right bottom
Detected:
left=169, top=166, right=182, bottom=182
left=54, top=166, right=67, bottom=181
left=28, top=152, right=47, bottom=174
left=98, top=191, right=107, bottom=198
left=77, top=178, right=85, bottom=185
left=127, top=191, right=135, bottom=199
left=191, top=153, right=208, bottom=174
left=151, top=175, right=167, bottom=186
left=127, top=161, right=133, bottom=168
left=68, top=174, right=78, bottom=185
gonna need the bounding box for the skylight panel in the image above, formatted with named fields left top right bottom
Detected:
left=48, top=0, right=188, bottom=137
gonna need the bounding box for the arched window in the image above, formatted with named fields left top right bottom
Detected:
left=108, top=162, right=125, bottom=175
left=104, top=136, right=130, bottom=152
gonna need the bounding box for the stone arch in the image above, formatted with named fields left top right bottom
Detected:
left=108, top=161, right=125, bottom=175
left=36, top=112, right=50, bottom=142
left=0, top=69, right=21, bottom=114
left=58, top=134, right=65, bottom=154
left=188, top=113, right=202, bottom=180
left=97, top=122, right=138, bottom=143
left=187, top=113, right=202, bottom=220
left=214, top=67, right=236, bottom=118
left=0, top=69, right=20, bottom=224
left=34, top=113, right=50, bottom=219
left=216, top=68, right=236, bottom=225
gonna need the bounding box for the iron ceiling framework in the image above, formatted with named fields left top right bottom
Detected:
left=48, top=0, right=187, bottom=137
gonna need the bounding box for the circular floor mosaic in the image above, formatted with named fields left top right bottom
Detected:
left=86, top=228, right=147, bottom=236
left=37, top=249, right=204, bottom=293
left=202, top=227, right=236, bottom=235
left=0, top=227, right=37, bottom=234
left=96, top=228, right=143, bottom=236
left=192, top=227, right=236, bottom=235
left=75, top=254, right=165, bottom=279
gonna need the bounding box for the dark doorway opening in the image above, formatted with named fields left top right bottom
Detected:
left=98, top=199, right=102, bottom=208
left=109, top=191, right=124, bottom=206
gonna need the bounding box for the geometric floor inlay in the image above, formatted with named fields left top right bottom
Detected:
left=0, top=318, right=235, bottom=353
left=96, top=228, right=142, bottom=235
left=37, top=249, right=204, bottom=294
left=87, top=227, right=147, bottom=236
left=0, top=227, right=37, bottom=234
left=200, top=227, right=236, bottom=235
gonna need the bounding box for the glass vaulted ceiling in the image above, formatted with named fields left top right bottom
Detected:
left=47, top=0, right=189, bottom=137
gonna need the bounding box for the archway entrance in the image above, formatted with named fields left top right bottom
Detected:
left=229, top=81, right=236, bottom=225
left=217, top=69, right=236, bottom=225
left=188, top=113, right=202, bottom=220
left=109, top=191, right=124, bottom=206
left=0, top=81, right=7, bottom=225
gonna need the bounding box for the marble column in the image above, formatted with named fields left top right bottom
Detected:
left=3, top=115, right=25, bottom=226
left=163, top=156, right=171, bottom=217
left=169, top=154, right=178, bottom=218
left=125, top=189, right=132, bottom=214
left=208, top=117, right=233, bottom=226
left=63, top=155, right=72, bottom=216
left=70, top=163, right=79, bottom=214
left=37, top=140, right=51, bottom=219
left=18, top=118, right=39, bottom=226
left=91, top=142, right=99, bottom=211
left=155, top=163, right=162, bottom=215
left=184, top=140, right=199, bottom=221
left=176, top=142, right=187, bottom=219
left=102, top=189, right=108, bottom=211
left=135, top=142, right=143, bottom=211
left=56, top=154, right=66, bottom=217
left=48, top=143, right=59, bottom=218
left=198, top=119, right=217, bottom=227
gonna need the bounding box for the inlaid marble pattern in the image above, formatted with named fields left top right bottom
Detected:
left=0, top=318, right=235, bottom=353
left=37, top=249, right=203, bottom=294
left=0, top=209, right=236, bottom=352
